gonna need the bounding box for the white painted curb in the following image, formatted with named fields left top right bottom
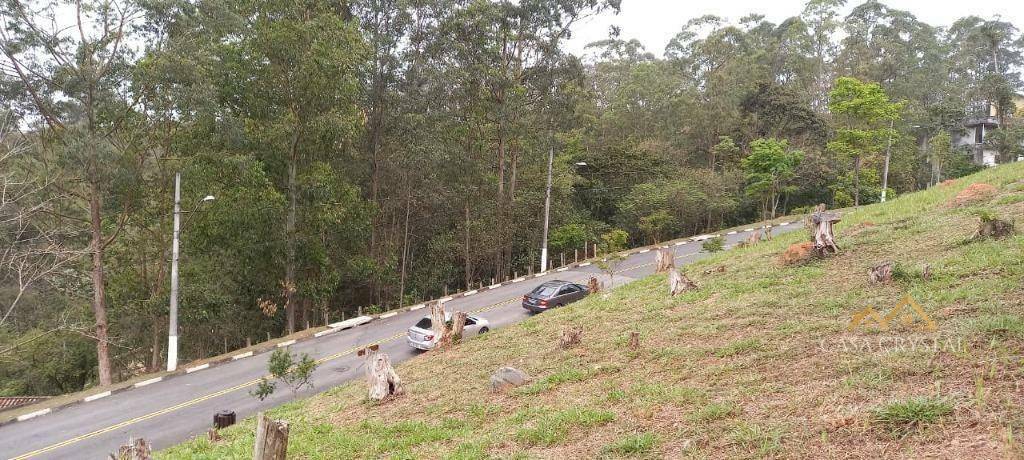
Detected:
left=464, top=289, right=478, bottom=296
left=379, top=311, right=398, bottom=319
left=512, top=277, right=526, bottom=282
left=17, top=408, right=50, bottom=421
left=83, top=391, right=111, bottom=402
left=638, top=249, right=650, bottom=253
left=556, top=267, right=568, bottom=272
left=438, top=297, right=453, bottom=303
left=232, top=351, right=253, bottom=360
left=329, top=315, right=373, bottom=330
left=276, top=339, right=296, bottom=348
left=134, top=377, right=162, bottom=387
left=727, top=231, right=737, bottom=235
left=409, top=304, right=426, bottom=311
left=186, top=363, right=210, bottom=373
left=488, top=283, right=502, bottom=289
left=314, top=328, right=338, bottom=337
left=578, top=262, right=591, bottom=267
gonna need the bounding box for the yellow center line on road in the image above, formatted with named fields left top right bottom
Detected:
left=11, top=295, right=525, bottom=459
left=15, top=262, right=667, bottom=459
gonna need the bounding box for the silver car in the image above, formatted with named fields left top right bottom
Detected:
left=406, top=313, right=490, bottom=351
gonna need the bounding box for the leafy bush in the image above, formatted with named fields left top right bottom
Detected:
left=251, top=348, right=318, bottom=400
left=702, top=236, right=724, bottom=252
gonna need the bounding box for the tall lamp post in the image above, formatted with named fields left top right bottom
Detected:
left=880, top=119, right=895, bottom=203
left=540, top=143, right=554, bottom=272
left=167, top=172, right=214, bottom=372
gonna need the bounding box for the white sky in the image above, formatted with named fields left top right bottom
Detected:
left=566, top=0, right=1024, bottom=58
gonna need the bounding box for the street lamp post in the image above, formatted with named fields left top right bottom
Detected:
left=540, top=143, right=554, bottom=272
left=167, top=172, right=214, bottom=372
left=880, top=119, right=895, bottom=203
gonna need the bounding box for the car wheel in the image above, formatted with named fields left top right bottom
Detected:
left=479, top=327, right=489, bottom=334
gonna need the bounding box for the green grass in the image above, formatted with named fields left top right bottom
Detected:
left=871, top=397, right=953, bottom=434
left=162, top=162, right=1024, bottom=459
left=515, top=408, right=615, bottom=446
left=601, top=432, right=658, bottom=456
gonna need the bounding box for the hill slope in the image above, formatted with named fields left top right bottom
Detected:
left=164, top=163, right=1024, bottom=459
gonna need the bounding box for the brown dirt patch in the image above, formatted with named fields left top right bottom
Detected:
left=948, top=183, right=998, bottom=207
left=779, top=241, right=815, bottom=266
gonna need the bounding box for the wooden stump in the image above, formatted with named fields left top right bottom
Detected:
left=977, top=216, right=1014, bottom=239
left=746, top=229, right=762, bottom=245
left=430, top=301, right=452, bottom=351
left=365, top=349, right=403, bottom=401
left=559, top=327, right=582, bottom=349
left=451, top=311, right=467, bottom=343
left=627, top=331, right=640, bottom=351
left=869, top=262, right=894, bottom=284
left=253, top=412, right=289, bottom=460
left=811, top=204, right=840, bottom=255
left=110, top=438, right=151, bottom=460
left=654, top=248, right=675, bottom=273
left=587, top=276, right=601, bottom=293
left=669, top=270, right=697, bottom=296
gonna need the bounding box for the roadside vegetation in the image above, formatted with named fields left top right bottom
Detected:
left=163, top=161, right=1023, bottom=458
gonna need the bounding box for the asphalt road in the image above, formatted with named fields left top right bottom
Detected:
left=0, top=222, right=799, bottom=459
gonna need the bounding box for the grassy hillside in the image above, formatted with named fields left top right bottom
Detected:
left=164, top=163, right=1024, bottom=459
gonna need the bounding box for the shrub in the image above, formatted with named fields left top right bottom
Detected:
left=702, top=236, right=724, bottom=252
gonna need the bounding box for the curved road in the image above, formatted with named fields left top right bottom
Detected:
left=0, top=222, right=798, bottom=459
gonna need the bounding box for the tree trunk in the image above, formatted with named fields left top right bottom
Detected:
left=853, top=155, right=861, bottom=206
left=868, top=262, right=894, bottom=284
left=285, top=129, right=300, bottom=335
left=399, top=192, right=411, bottom=307
left=451, top=311, right=467, bottom=343
left=654, top=248, right=674, bottom=273
left=365, top=350, right=403, bottom=401
left=149, top=316, right=162, bottom=372
left=627, top=331, right=640, bottom=351
left=669, top=270, right=697, bottom=296
left=253, top=412, right=289, bottom=460
left=111, top=437, right=151, bottom=460
left=430, top=301, right=451, bottom=351
left=811, top=204, right=841, bottom=255
left=90, top=188, right=112, bottom=386
left=559, top=326, right=582, bottom=349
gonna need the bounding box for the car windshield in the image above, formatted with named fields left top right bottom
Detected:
left=414, top=317, right=431, bottom=329
left=531, top=285, right=559, bottom=297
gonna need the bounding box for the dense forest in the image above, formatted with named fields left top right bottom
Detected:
left=1, top=0, right=1022, bottom=396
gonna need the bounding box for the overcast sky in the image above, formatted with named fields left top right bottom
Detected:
left=565, top=0, right=1024, bottom=58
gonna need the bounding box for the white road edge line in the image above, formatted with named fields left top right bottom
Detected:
left=276, top=340, right=296, bottom=348
left=83, top=391, right=111, bottom=402
left=17, top=408, right=50, bottom=421
left=134, top=377, right=162, bottom=387
left=185, top=363, right=209, bottom=373
left=232, top=351, right=254, bottom=360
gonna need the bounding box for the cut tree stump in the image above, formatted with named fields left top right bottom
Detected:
left=977, top=216, right=1014, bottom=239
left=669, top=270, right=697, bottom=296
left=811, top=204, right=840, bottom=255
left=365, top=348, right=403, bottom=401
left=559, top=327, right=582, bottom=349
left=747, top=229, right=762, bottom=245
left=430, top=301, right=452, bottom=351
left=869, top=262, right=894, bottom=284
left=110, top=438, right=151, bottom=460
left=628, top=331, right=640, bottom=351
left=587, top=276, right=601, bottom=293
left=451, top=311, right=468, bottom=343
left=253, top=412, right=289, bottom=460
left=654, top=248, right=675, bottom=273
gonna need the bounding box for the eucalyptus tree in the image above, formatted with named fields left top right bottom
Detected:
left=0, top=0, right=150, bottom=385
